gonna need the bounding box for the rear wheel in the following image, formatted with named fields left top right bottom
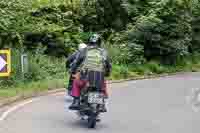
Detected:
left=88, top=115, right=97, bottom=128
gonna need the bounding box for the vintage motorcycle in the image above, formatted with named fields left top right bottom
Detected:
left=76, top=84, right=106, bottom=128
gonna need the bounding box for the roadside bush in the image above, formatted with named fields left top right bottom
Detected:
left=0, top=49, right=66, bottom=87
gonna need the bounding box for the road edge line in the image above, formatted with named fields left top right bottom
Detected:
left=0, top=99, right=36, bottom=121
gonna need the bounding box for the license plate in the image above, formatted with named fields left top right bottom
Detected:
left=88, top=93, right=104, bottom=104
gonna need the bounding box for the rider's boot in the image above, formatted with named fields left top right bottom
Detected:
left=69, top=97, right=80, bottom=110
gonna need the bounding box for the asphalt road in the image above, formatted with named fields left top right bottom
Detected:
left=1, top=73, right=200, bottom=133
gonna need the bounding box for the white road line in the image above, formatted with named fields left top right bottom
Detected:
left=0, top=99, right=37, bottom=121
left=0, top=91, right=65, bottom=122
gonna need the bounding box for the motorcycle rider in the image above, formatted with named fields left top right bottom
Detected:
left=69, top=33, right=112, bottom=111
left=66, top=43, right=87, bottom=96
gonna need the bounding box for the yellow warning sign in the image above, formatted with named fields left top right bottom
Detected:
left=0, top=49, right=11, bottom=77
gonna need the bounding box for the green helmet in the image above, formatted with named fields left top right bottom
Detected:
left=88, top=33, right=101, bottom=46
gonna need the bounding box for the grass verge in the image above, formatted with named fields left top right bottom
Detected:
left=1, top=55, right=200, bottom=100
left=109, top=59, right=200, bottom=80
left=0, top=78, right=66, bottom=99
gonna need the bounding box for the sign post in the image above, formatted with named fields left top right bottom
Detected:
left=21, top=53, right=28, bottom=80
left=0, top=49, right=11, bottom=77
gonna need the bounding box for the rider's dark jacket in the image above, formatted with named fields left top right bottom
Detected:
left=71, top=45, right=112, bottom=77
left=70, top=45, right=112, bottom=90
left=66, top=51, right=80, bottom=71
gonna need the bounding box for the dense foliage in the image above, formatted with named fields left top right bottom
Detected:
left=0, top=0, right=200, bottom=86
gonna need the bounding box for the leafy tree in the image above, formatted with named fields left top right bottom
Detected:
left=80, top=0, right=128, bottom=34
left=191, top=0, right=200, bottom=53
left=127, top=0, right=192, bottom=64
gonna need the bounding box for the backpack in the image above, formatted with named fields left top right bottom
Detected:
left=81, top=47, right=104, bottom=72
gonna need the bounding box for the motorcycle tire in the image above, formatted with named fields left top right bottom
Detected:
left=88, top=116, right=97, bottom=128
